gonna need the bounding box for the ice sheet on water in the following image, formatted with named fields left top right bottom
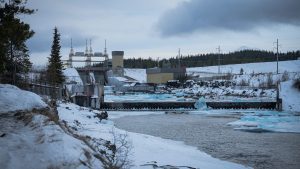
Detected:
left=228, top=111, right=300, bottom=133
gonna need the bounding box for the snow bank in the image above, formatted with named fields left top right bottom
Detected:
left=58, top=103, right=249, bottom=169
left=0, top=84, right=47, bottom=113
left=124, top=68, right=146, bottom=83
left=0, top=114, right=99, bottom=169
left=280, top=80, right=300, bottom=112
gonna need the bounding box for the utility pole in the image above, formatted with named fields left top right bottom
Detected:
left=276, top=39, right=279, bottom=74
left=217, top=46, right=221, bottom=74
left=178, top=48, right=181, bottom=68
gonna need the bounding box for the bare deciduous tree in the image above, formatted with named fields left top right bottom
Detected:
left=94, top=129, right=133, bottom=169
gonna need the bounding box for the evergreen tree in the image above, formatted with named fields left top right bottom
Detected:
left=47, top=27, right=64, bottom=85
left=0, top=0, right=35, bottom=84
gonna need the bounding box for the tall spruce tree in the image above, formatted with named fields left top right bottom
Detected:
left=0, top=0, right=35, bottom=84
left=47, top=27, right=64, bottom=85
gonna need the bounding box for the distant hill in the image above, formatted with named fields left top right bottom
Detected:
left=124, top=50, right=300, bottom=68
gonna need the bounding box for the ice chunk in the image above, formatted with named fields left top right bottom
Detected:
left=194, top=97, right=207, bottom=110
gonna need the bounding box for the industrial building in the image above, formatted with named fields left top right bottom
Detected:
left=146, top=67, right=186, bottom=84
left=111, top=51, right=124, bottom=76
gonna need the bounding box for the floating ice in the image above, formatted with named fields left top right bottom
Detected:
left=228, top=111, right=300, bottom=133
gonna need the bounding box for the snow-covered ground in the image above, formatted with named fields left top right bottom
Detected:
left=280, top=80, right=300, bottom=112
left=174, top=86, right=276, bottom=101
left=0, top=114, right=100, bottom=169
left=0, top=85, right=100, bottom=169
left=187, top=60, right=300, bottom=74
left=232, top=72, right=300, bottom=87
left=58, top=103, right=249, bottom=169
left=0, top=84, right=47, bottom=113
left=124, top=68, right=146, bottom=83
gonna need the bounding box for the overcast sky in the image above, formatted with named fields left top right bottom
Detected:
left=24, top=0, right=300, bottom=66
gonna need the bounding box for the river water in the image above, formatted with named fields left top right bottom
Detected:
left=113, top=113, right=300, bottom=169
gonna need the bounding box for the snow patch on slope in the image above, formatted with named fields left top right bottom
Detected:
left=0, top=84, right=47, bottom=113
left=187, top=60, right=300, bottom=74
left=0, top=114, right=99, bottom=169
left=280, top=80, right=300, bottom=112
left=124, top=68, right=146, bottom=83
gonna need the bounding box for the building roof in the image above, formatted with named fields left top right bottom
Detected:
left=112, top=51, right=124, bottom=56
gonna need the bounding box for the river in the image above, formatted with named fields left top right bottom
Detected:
left=113, top=113, right=300, bottom=169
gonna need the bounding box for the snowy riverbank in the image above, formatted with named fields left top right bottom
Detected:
left=0, top=84, right=249, bottom=169
left=58, top=103, right=249, bottom=169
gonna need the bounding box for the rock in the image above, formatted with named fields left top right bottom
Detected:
left=0, top=132, right=6, bottom=137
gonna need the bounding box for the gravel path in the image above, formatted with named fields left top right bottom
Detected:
left=113, top=113, right=300, bottom=169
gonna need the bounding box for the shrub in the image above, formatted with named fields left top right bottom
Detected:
left=281, top=71, right=289, bottom=82
left=240, top=79, right=248, bottom=86
left=94, top=129, right=133, bottom=169
left=266, top=73, right=273, bottom=88
left=240, top=68, right=244, bottom=75
left=293, top=78, right=300, bottom=91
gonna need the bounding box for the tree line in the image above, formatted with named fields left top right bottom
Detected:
left=124, top=50, right=300, bottom=68
left=0, top=0, right=34, bottom=84
left=0, top=0, right=64, bottom=91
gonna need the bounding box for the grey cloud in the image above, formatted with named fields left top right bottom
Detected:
left=25, top=0, right=165, bottom=53
left=157, top=0, right=300, bottom=36
left=27, top=27, right=92, bottom=53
